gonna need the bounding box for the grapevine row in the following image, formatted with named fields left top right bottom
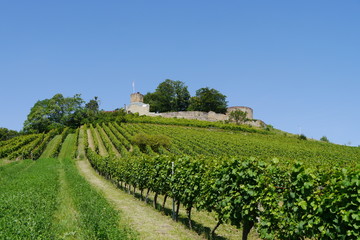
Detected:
left=0, top=134, right=40, bottom=158
left=85, top=147, right=360, bottom=240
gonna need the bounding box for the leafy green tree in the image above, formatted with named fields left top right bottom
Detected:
left=298, top=134, right=307, bottom=140
left=94, top=109, right=126, bottom=124
left=320, top=136, right=329, bottom=142
left=85, top=96, right=100, bottom=113
left=229, top=110, right=248, bottom=125
left=77, top=96, right=101, bottom=124
left=23, top=93, right=84, bottom=133
left=144, top=79, right=190, bottom=112
left=188, top=87, right=227, bottom=113
left=65, top=108, right=88, bottom=128
left=0, top=128, right=19, bottom=141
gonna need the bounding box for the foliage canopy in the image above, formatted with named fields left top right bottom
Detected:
left=23, top=94, right=125, bottom=133
left=0, top=128, right=19, bottom=141
left=229, top=110, right=248, bottom=125
left=23, top=93, right=84, bottom=133
left=144, top=79, right=190, bottom=112
left=188, top=87, right=228, bottom=113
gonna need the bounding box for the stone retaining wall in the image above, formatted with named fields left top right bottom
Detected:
left=147, top=111, right=266, bottom=128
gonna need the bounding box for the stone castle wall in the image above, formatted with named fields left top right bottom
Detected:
left=147, top=111, right=264, bottom=128
left=127, top=102, right=150, bottom=115
left=126, top=92, right=265, bottom=128
left=127, top=92, right=150, bottom=115
left=227, top=106, right=254, bottom=119
left=147, top=111, right=228, bottom=122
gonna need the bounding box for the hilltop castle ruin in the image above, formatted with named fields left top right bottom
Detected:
left=126, top=92, right=265, bottom=127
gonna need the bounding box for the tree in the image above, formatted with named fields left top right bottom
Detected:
left=229, top=110, right=248, bottom=125
left=187, top=87, right=227, bottom=113
left=0, top=128, right=19, bottom=141
left=23, top=93, right=84, bottom=133
left=85, top=96, right=100, bottom=113
left=78, top=96, right=101, bottom=124
left=143, top=79, right=190, bottom=112
left=320, top=136, right=329, bottom=143
left=298, top=134, right=307, bottom=140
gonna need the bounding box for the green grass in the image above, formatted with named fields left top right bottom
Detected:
left=2, top=117, right=359, bottom=240
left=53, top=134, right=85, bottom=239
left=40, top=135, right=62, bottom=159
left=52, top=168, right=86, bottom=240
left=57, top=134, right=137, bottom=239
left=0, top=158, right=60, bottom=239
left=0, top=159, right=25, bottom=174
left=0, top=134, right=137, bottom=240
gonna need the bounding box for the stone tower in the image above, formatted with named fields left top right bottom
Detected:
left=130, top=92, right=144, bottom=103
left=126, top=92, right=150, bottom=115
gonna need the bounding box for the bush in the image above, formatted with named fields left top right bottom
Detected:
left=131, top=133, right=171, bottom=152
left=320, top=136, right=329, bottom=142
left=265, top=124, right=274, bottom=131
left=229, top=110, right=248, bottom=125
left=298, top=134, right=307, bottom=140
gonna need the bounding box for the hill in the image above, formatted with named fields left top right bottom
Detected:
left=0, top=117, right=359, bottom=239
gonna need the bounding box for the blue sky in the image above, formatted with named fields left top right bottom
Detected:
left=0, top=1, right=359, bottom=146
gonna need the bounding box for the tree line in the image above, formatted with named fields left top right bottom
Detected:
left=22, top=94, right=126, bottom=134
left=19, top=79, right=228, bottom=134
left=0, top=128, right=19, bottom=141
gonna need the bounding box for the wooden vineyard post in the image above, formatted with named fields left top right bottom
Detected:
left=172, top=161, right=175, bottom=220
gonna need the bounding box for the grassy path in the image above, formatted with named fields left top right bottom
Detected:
left=40, top=134, right=61, bottom=158
left=57, top=134, right=136, bottom=239
left=53, top=167, right=85, bottom=240
left=87, top=129, right=95, bottom=151
left=53, top=134, right=86, bottom=240
left=99, top=127, right=121, bottom=156
left=93, top=128, right=108, bottom=156
left=77, top=126, right=86, bottom=159
left=0, top=158, right=14, bottom=166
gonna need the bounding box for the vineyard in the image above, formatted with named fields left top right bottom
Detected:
left=1, top=119, right=359, bottom=239
left=0, top=132, right=136, bottom=240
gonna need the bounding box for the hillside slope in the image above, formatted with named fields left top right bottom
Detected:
left=1, top=118, right=359, bottom=240
left=82, top=121, right=360, bottom=240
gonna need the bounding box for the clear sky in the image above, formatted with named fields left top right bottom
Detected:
left=1, top=1, right=359, bottom=146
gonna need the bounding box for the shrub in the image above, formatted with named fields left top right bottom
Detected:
left=320, top=136, right=329, bottom=143
left=229, top=110, right=248, bottom=125
left=298, top=134, right=307, bottom=140
left=131, top=133, right=171, bottom=152
left=266, top=124, right=274, bottom=131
